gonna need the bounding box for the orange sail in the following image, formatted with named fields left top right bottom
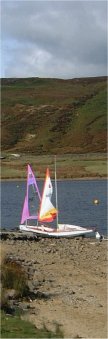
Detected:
left=38, top=168, right=57, bottom=222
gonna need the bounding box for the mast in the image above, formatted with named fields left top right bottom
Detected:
left=55, top=155, right=59, bottom=229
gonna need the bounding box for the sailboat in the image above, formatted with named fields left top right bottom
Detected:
left=19, top=162, right=96, bottom=238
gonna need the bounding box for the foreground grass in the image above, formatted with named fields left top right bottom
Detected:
left=1, top=311, right=64, bottom=338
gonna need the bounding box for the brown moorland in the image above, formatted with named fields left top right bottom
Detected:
left=1, top=76, right=107, bottom=155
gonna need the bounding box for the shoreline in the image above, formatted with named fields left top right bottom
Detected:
left=1, top=176, right=107, bottom=181
left=1, top=236, right=107, bottom=338
left=1, top=229, right=107, bottom=239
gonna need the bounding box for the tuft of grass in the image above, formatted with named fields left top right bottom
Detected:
left=1, top=288, right=10, bottom=312
left=1, top=257, right=29, bottom=297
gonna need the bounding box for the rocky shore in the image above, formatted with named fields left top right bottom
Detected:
left=1, top=232, right=107, bottom=338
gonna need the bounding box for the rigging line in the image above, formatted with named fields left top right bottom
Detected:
left=55, top=155, right=59, bottom=229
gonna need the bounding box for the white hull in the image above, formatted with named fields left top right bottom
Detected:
left=19, top=223, right=94, bottom=238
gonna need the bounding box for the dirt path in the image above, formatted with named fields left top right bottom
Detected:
left=1, top=236, right=107, bottom=338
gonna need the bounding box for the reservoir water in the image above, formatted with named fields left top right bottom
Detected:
left=1, top=179, right=107, bottom=236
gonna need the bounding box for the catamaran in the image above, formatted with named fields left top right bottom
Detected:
left=19, top=162, right=96, bottom=238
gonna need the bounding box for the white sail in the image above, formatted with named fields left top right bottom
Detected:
left=38, top=168, right=57, bottom=222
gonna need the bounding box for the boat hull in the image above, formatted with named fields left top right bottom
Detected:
left=19, top=224, right=95, bottom=238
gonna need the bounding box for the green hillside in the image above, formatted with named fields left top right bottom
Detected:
left=1, top=76, right=107, bottom=154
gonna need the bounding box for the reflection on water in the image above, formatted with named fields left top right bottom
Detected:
left=1, top=179, right=107, bottom=235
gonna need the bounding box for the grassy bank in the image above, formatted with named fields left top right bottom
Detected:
left=1, top=153, right=107, bottom=179
left=1, top=311, right=63, bottom=338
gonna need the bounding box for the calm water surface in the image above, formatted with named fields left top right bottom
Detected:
left=1, top=180, right=107, bottom=235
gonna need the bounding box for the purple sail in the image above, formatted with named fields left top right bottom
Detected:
left=20, top=164, right=41, bottom=224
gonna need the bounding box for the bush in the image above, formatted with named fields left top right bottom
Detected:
left=1, top=257, right=29, bottom=297
left=1, top=288, right=10, bottom=312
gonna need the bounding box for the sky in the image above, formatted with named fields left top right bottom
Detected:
left=1, top=0, right=107, bottom=79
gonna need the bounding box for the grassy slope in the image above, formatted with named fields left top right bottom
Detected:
left=1, top=76, right=107, bottom=154
left=1, top=311, right=63, bottom=338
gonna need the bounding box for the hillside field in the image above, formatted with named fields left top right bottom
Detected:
left=1, top=153, right=107, bottom=179
left=1, top=76, right=107, bottom=155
